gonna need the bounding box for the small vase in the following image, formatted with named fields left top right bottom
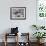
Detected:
left=37, top=39, right=40, bottom=43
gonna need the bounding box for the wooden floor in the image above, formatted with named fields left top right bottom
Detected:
left=0, top=42, right=46, bottom=46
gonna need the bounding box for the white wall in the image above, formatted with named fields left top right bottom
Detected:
left=0, top=0, right=37, bottom=34
left=0, top=0, right=37, bottom=42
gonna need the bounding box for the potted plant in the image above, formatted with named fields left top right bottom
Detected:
left=32, top=25, right=39, bottom=30
left=33, top=32, right=46, bottom=43
left=32, top=24, right=45, bottom=30
left=40, top=26, right=45, bottom=29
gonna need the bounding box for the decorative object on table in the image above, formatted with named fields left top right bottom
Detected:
left=11, top=27, right=18, bottom=34
left=10, top=7, right=26, bottom=20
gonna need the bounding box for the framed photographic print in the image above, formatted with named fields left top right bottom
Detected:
left=10, top=7, right=26, bottom=20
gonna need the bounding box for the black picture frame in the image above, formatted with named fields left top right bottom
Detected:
left=10, top=7, right=26, bottom=20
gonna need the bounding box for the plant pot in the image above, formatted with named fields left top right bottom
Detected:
left=37, top=39, right=40, bottom=43
left=40, top=38, right=45, bottom=43
left=37, top=39, right=45, bottom=44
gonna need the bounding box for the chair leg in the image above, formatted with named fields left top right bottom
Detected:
left=4, top=40, right=7, bottom=46
left=4, top=33, right=7, bottom=46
